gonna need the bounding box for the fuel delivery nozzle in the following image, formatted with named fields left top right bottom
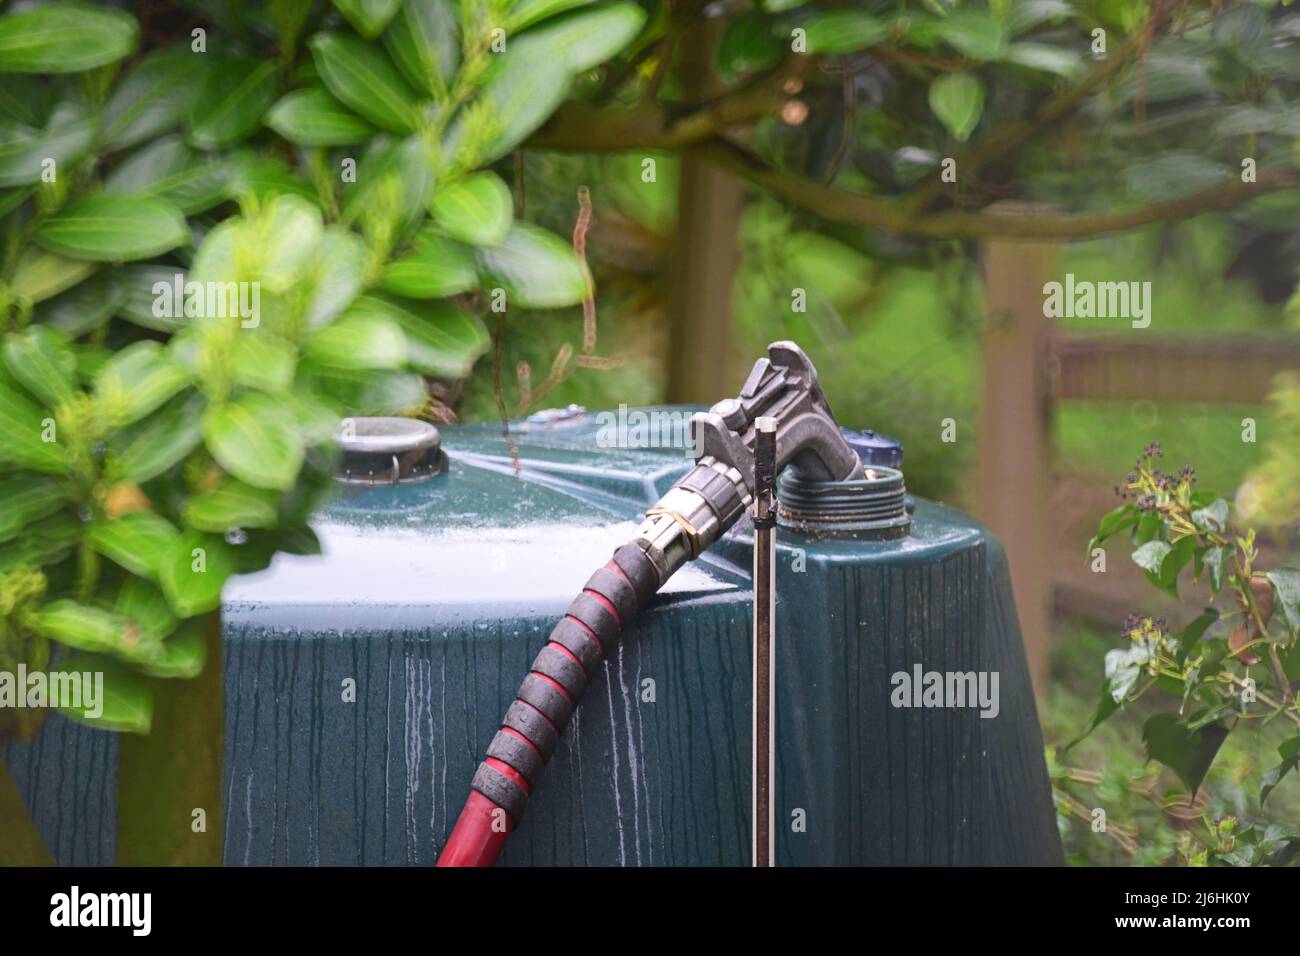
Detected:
left=633, top=341, right=864, bottom=583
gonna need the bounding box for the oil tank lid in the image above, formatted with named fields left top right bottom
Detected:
left=335, top=416, right=444, bottom=485
left=840, top=427, right=904, bottom=469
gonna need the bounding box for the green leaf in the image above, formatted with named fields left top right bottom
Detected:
left=9, top=247, right=98, bottom=304
left=380, top=226, right=479, bottom=298
left=717, top=12, right=784, bottom=78
left=352, top=294, right=489, bottom=378
left=305, top=308, right=408, bottom=369
left=1086, top=503, right=1137, bottom=557
left=465, top=2, right=646, bottom=162
left=3, top=325, right=76, bottom=410
left=223, top=152, right=317, bottom=205
left=801, top=12, right=889, bottom=54
left=95, top=340, right=193, bottom=426
left=334, top=0, right=402, bottom=38
left=139, top=621, right=206, bottom=679
left=103, top=45, right=208, bottom=150
left=1125, top=152, right=1230, bottom=202
left=87, top=511, right=181, bottom=581
left=934, top=8, right=1009, bottom=61
left=56, top=654, right=154, bottom=734
left=509, top=0, right=597, bottom=31
left=0, top=475, right=69, bottom=543
left=31, top=600, right=162, bottom=664
left=339, top=134, right=433, bottom=232
left=1143, top=713, right=1229, bottom=795
left=308, top=31, right=421, bottom=134
left=159, top=531, right=237, bottom=618
left=103, top=135, right=189, bottom=194
left=203, top=393, right=305, bottom=491
left=1266, top=568, right=1300, bottom=633
left=1261, top=736, right=1300, bottom=805
left=382, top=0, right=459, bottom=96
left=108, top=392, right=207, bottom=484
left=476, top=222, right=587, bottom=308
left=1203, top=545, right=1227, bottom=594
left=1065, top=677, right=1124, bottom=751
left=1008, top=0, right=1074, bottom=34
left=0, top=101, right=95, bottom=188
left=1005, top=42, right=1083, bottom=78
left=0, top=376, right=65, bottom=473
left=265, top=87, right=376, bottom=145
left=0, top=74, right=49, bottom=126
left=520, top=2, right=648, bottom=72
left=115, top=263, right=189, bottom=332
left=304, top=227, right=367, bottom=328
left=189, top=57, right=278, bottom=150
left=1172, top=607, right=1220, bottom=667
left=1118, top=53, right=1213, bottom=104
left=1104, top=642, right=1150, bottom=702
left=1132, top=539, right=1173, bottom=574
left=186, top=481, right=280, bottom=537
left=1190, top=498, right=1229, bottom=533
left=429, top=172, right=514, bottom=247
left=0, top=512, right=79, bottom=572
left=191, top=193, right=323, bottom=294
left=231, top=335, right=296, bottom=394
left=0, top=6, right=138, bottom=74
left=37, top=194, right=188, bottom=262
left=929, top=73, right=984, bottom=142
left=183, top=479, right=279, bottom=532
left=116, top=576, right=178, bottom=642
left=0, top=186, right=32, bottom=217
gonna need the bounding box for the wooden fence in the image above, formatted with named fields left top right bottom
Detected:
left=976, top=235, right=1300, bottom=695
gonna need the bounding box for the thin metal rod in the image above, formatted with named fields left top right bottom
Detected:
left=752, top=417, right=777, bottom=867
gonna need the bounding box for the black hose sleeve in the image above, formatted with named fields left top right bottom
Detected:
left=468, top=549, right=655, bottom=824
left=471, top=764, right=529, bottom=821
left=611, top=543, right=659, bottom=607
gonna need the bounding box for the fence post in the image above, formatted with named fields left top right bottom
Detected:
left=977, top=220, right=1058, bottom=696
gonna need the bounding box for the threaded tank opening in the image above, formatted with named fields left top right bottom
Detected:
left=335, top=416, right=445, bottom=485
left=776, top=465, right=910, bottom=539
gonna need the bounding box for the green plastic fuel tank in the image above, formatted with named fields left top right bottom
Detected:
left=6, top=406, right=1063, bottom=866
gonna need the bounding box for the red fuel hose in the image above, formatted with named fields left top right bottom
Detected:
left=436, top=544, right=660, bottom=867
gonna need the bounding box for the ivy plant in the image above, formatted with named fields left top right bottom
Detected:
left=0, top=0, right=645, bottom=736
left=1062, top=443, right=1300, bottom=865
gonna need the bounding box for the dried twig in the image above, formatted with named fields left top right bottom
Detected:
left=573, top=185, right=596, bottom=354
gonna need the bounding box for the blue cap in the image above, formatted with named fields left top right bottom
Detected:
left=840, top=427, right=904, bottom=469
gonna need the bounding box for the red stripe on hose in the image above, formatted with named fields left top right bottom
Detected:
left=529, top=671, right=572, bottom=705
left=605, top=559, right=631, bottom=585
left=548, top=640, right=585, bottom=671
left=436, top=791, right=510, bottom=867
left=485, top=757, right=531, bottom=794
left=584, top=589, right=621, bottom=628
left=501, top=725, right=543, bottom=760
left=564, top=613, right=605, bottom=654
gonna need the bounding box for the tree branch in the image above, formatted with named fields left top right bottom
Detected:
left=697, top=138, right=1300, bottom=240
left=903, top=35, right=1143, bottom=214
left=526, top=49, right=1300, bottom=242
